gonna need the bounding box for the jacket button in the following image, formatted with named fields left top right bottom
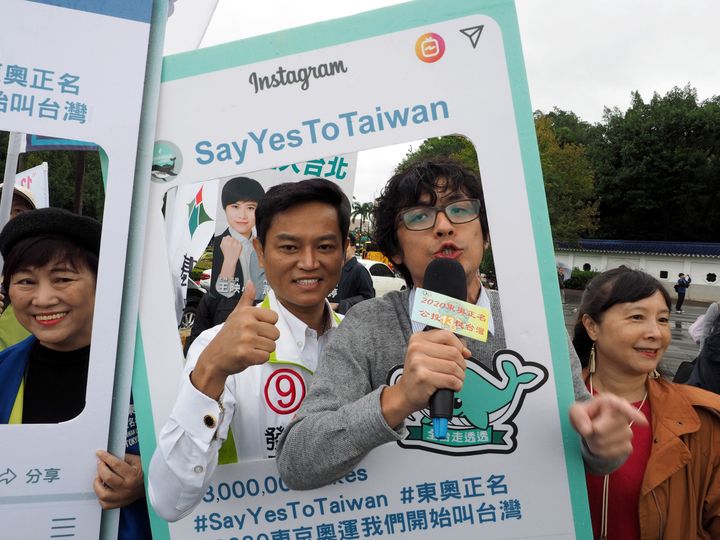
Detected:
left=653, top=438, right=659, bottom=443
left=203, top=414, right=217, bottom=428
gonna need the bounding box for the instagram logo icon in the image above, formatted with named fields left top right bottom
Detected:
left=415, top=33, right=445, bottom=63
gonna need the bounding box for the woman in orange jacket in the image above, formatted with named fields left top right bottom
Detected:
left=573, top=266, right=720, bottom=539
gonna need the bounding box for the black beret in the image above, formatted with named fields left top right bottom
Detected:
left=221, top=177, right=265, bottom=207
left=0, top=207, right=101, bottom=259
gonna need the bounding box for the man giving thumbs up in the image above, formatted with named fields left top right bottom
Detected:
left=149, top=179, right=351, bottom=521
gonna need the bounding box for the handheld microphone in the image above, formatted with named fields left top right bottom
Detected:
left=422, top=258, right=467, bottom=439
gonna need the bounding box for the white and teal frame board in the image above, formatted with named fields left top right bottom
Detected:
left=0, top=0, right=155, bottom=537
left=134, top=1, right=591, bottom=538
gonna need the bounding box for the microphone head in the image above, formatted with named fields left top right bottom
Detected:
left=422, top=258, right=467, bottom=301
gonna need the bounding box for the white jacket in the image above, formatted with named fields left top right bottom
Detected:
left=148, top=290, right=341, bottom=521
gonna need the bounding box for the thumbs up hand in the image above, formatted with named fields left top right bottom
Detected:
left=191, top=281, right=280, bottom=399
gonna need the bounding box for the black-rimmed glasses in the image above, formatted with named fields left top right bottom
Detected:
left=399, top=199, right=481, bottom=231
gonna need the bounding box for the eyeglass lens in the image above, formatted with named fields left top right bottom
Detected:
left=402, top=199, right=480, bottom=230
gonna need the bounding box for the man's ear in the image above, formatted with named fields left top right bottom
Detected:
left=253, top=238, right=265, bottom=269
left=581, top=314, right=599, bottom=341
left=390, top=250, right=403, bottom=266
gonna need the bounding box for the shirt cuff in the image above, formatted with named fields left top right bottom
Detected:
left=170, top=373, right=228, bottom=447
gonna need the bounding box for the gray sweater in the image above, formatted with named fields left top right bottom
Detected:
left=277, top=288, right=607, bottom=489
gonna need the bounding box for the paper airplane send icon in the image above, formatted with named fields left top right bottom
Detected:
left=460, top=25, right=484, bottom=48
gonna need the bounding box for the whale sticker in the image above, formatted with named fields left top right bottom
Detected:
left=387, top=349, right=548, bottom=456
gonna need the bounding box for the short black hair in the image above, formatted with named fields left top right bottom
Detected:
left=373, top=160, right=489, bottom=286
left=255, top=178, right=350, bottom=247
left=348, top=232, right=357, bottom=245
left=221, top=176, right=265, bottom=208
left=572, top=266, right=672, bottom=367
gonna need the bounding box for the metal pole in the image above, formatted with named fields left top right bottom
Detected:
left=0, top=131, right=23, bottom=273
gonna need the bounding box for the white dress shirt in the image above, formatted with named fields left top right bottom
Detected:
left=148, top=289, right=341, bottom=521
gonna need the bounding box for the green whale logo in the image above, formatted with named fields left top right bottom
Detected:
left=387, top=349, right=548, bottom=456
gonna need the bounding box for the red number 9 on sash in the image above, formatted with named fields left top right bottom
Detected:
left=264, top=368, right=306, bottom=414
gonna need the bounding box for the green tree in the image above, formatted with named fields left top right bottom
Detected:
left=537, top=107, right=600, bottom=148
left=0, top=131, right=105, bottom=220
left=394, top=87, right=720, bottom=246
left=396, top=135, right=479, bottom=174
left=350, top=199, right=374, bottom=233
left=590, top=86, right=720, bottom=241
left=535, top=113, right=599, bottom=242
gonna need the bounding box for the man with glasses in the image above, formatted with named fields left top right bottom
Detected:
left=277, top=160, right=643, bottom=489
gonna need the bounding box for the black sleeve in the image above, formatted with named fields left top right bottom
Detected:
left=337, top=266, right=375, bottom=315
left=210, top=234, right=224, bottom=294
left=183, top=293, right=217, bottom=356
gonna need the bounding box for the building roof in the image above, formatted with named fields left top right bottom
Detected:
left=556, top=239, right=720, bottom=258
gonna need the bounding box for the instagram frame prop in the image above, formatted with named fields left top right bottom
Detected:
left=135, top=1, right=592, bottom=538
left=0, top=0, right=158, bottom=537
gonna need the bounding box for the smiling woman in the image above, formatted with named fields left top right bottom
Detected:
left=572, top=266, right=720, bottom=539
left=0, top=207, right=151, bottom=535
left=0, top=208, right=100, bottom=424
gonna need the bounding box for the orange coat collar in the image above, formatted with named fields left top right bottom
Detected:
left=641, top=378, right=699, bottom=495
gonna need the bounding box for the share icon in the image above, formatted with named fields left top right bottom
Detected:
left=460, top=25, right=484, bottom=48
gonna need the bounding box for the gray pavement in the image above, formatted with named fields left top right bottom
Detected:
left=561, top=288, right=708, bottom=379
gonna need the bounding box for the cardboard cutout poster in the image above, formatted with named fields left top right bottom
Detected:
left=0, top=0, right=153, bottom=537
left=135, top=1, right=591, bottom=538
left=165, top=179, right=220, bottom=324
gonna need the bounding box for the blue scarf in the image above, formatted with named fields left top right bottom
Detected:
left=0, top=336, right=37, bottom=423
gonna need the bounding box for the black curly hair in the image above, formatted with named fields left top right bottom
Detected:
left=372, top=160, right=489, bottom=286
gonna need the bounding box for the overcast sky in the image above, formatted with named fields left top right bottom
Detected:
left=201, top=0, right=720, bottom=201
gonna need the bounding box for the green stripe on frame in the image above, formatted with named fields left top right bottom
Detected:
left=132, top=321, right=171, bottom=540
